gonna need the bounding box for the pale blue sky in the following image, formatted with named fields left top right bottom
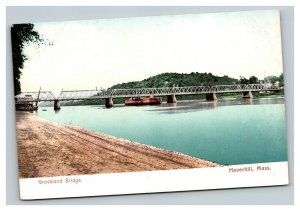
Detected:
left=20, top=10, right=283, bottom=95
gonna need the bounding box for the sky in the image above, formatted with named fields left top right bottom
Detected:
left=20, top=10, right=283, bottom=96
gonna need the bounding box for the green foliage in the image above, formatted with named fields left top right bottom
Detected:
left=252, top=89, right=284, bottom=98
left=264, top=75, right=279, bottom=84
left=239, top=76, right=249, bottom=84
left=278, top=72, right=284, bottom=87
left=239, top=75, right=259, bottom=84
left=249, top=76, right=259, bottom=84
left=264, top=73, right=284, bottom=87
left=110, top=72, right=239, bottom=89
left=11, top=24, right=50, bottom=95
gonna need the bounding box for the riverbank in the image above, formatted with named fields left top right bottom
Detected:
left=16, top=111, right=219, bottom=178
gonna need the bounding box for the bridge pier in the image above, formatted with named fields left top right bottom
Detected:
left=206, top=92, right=217, bottom=101
left=54, top=100, right=61, bottom=110
left=167, top=94, right=177, bottom=103
left=243, top=91, right=253, bottom=98
left=105, top=97, right=114, bottom=108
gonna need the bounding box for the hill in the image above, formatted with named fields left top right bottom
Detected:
left=110, top=72, right=239, bottom=89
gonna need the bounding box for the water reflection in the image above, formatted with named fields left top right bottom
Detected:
left=146, top=97, right=284, bottom=114
left=87, top=97, right=284, bottom=114
left=243, top=98, right=253, bottom=105
left=167, top=103, right=177, bottom=107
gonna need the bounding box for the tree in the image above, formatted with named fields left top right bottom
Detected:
left=264, top=75, right=278, bottom=84
left=278, top=72, right=284, bottom=87
left=249, top=76, right=259, bottom=84
left=11, top=24, right=48, bottom=95
left=239, top=76, right=249, bottom=84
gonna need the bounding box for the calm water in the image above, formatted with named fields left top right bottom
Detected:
left=36, top=98, right=287, bottom=165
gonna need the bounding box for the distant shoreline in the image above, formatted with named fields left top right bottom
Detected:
left=16, top=111, right=219, bottom=178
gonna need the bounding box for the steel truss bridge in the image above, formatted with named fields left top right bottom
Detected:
left=15, top=84, right=280, bottom=103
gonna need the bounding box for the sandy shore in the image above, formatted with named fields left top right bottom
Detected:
left=16, top=111, right=219, bottom=178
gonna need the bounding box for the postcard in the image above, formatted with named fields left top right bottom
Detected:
left=11, top=10, right=288, bottom=200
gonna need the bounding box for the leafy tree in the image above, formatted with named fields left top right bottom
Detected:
left=249, top=76, right=259, bottom=84
left=11, top=23, right=50, bottom=95
left=239, top=76, right=249, bottom=84
left=278, top=72, right=284, bottom=87
left=264, top=75, right=279, bottom=84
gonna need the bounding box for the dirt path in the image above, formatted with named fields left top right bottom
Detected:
left=16, top=111, right=219, bottom=178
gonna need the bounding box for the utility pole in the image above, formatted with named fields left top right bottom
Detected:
left=36, top=87, right=41, bottom=107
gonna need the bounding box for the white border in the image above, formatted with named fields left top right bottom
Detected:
left=19, top=162, right=289, bottom=200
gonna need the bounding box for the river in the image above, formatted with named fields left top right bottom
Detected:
left=36, top=98, right=287, bottom=165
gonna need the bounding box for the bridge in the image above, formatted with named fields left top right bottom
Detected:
left=15, top=84, right=280, bottom=109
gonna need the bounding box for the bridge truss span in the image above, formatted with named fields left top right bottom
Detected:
left=57, top=90, right=103, bottom=101
left=16, top=84, right=280, bottom=103
left=105, top=84, right=279, bottom=98
left=15, top=91, right=56, bottom=102
left=57, top=84, right=280, bottom=100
